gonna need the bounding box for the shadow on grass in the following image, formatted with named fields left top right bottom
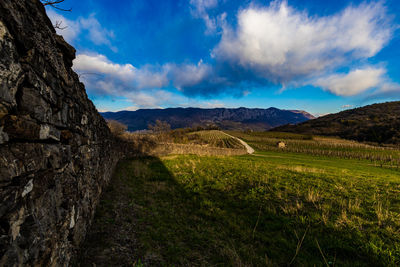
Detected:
left=76, top=155, right=395, bottom=267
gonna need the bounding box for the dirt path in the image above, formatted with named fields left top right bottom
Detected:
left=222, top=132, right=255, bottom=154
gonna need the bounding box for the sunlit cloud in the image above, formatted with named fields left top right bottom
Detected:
left=73, top=53, right=169, bottom=95
left=190, top=0, right=219, bottom=33
left=172, top=0, right=396, bottom=97
left=313, top=67, right=385, bottom=96
left=214, top=1, right=393, bottom=82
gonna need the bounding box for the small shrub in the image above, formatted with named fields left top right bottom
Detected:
left=107, top=120, right=127, bottom=137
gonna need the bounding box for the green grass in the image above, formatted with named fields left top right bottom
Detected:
left=80, top=149, right=400, bottom=266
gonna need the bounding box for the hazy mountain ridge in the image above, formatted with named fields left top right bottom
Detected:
left=273, top=101, right=400, bottom=144
left=101, top=107, right=315, bottom=131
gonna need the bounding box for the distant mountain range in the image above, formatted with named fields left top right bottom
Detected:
left=101, top=107, right=315, bottom=131
left=273, top=101, right=400, bottom=144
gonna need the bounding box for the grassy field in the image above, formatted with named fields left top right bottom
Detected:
left=79, top=132, right=400, bottom=266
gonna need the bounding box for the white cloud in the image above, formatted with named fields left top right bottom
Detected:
left=341, top=104, right=353, bottom=109
left=126, top=90, right=172, bottom=108
left=73, top=53, right=170, bottom=93
left=73, top=52, right=227, bottom=98
left=314, top=67, right=385, bottom=96
left=46, top=10, right=117, bottom=51
left=73, top=53, right=220, bottom=98
left=125, top=106, right=140, bottom=111
left=79, top=14, right=117, bottom=52
left=71, top=53, right=227, bottom=108
left=214, top=1, right=393, bottom=82
left=74, top=54, right=135, bottom=81
left=97, top=105, right=139, bottom=112
left=195, top=100, right=225, bottom=108
left=169, top=60, right=213, bottom=89
left=380, top=82, right=400, bottom=93
left=133, top=65, right=169, bottom=89
left=92, top=80, right=120, bottom=95
left=364, top=81, right=400, bottom=100
left=71, top=53, right=229, bottom=110
left=190, top=0, right=219, bottom=33
left=97, top=91, right=227, bottom=111
left=124, top=90, right=225, bottom=109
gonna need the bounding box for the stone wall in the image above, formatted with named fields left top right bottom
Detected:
left=0, top=0, right=126, bottom=265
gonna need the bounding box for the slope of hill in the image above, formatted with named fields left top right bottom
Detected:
left=273, top=101, right=400, bottom=144
left=101, top=107, right=315, bottom=131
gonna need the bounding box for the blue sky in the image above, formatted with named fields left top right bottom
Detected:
left=46, top=0, right=400, bottom=116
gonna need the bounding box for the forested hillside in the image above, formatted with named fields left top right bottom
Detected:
left=273, top=101, right=400, bottom=144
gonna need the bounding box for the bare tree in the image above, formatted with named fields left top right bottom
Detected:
left=107, top=120, right=128, bottom=137
left=41, top=0, right=71, bottom=12
left=148, top=120, right=171, bottom=133
left=54, top=20, right=67, bottom=30
left=148, top=120, right=171, bottom=142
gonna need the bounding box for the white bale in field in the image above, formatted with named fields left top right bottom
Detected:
left=277, top=141, right=286, bottom=148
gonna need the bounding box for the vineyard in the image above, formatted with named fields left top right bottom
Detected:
left=187, top=130, right=244, bottom=149
left=228, top=131, right=400, bottom=168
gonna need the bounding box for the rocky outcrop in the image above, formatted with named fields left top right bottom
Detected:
left=0, top=0, right=127, bottom=265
